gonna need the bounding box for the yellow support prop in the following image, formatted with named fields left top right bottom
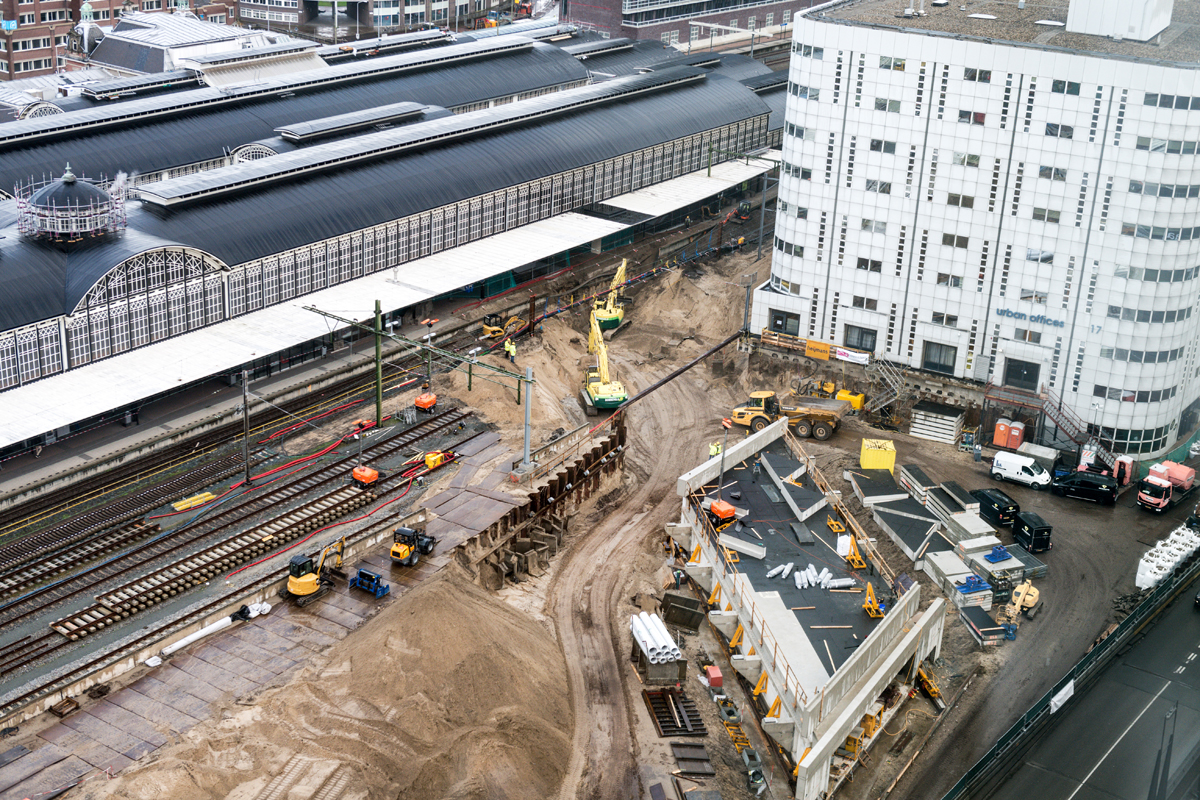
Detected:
left=747, top=644, right=756, bottom=656
left=753, top=671, right=769, bottom=696
left=846, top=535, right=867, bottom=570
left=723, top=546, right=740, bottom=563
left=863, top=583, right=885, bottom=618
left=730, top=624, right=744, bottom=649
left=688, top=544, right=702, bottom=563
left=767, top=696, right=782, bottom=718
left=827, top=514, right=846, bottom=534
left=707, top=583, right=721, bottom=606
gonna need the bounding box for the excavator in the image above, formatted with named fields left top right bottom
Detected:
left=390, top=525, right=438, bottom=567
left=581, top=310, right=628, bottom=415
left=480, top=314, right=526, bottom=340
left=1002, top=580, right=1042, bottom=627
left=593, top=259, right=627, bottom=331
left=281, top=536, right=347, bottom=607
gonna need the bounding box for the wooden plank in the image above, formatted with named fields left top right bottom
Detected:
left=0, top=755, right=92, bottom=800
left=448, top=464, right=481, bottom=488
left=168, top=652, right=260, bottom=697
left=674, top=759, right=716, bottom=776
left=480, top=471, right=505, bottom=490
left=0, top=744, right=70, bottom=793
left=0, top=748, right=29, bottom=770
left=105, top=689, right=200, bottom=734
left=70, top=705, right=164, bottom=750
left=669, top=743, right=709, bottom=760
left=127, top=677, right=214, bottom=722
left=154, top=663, right=226, bottom=704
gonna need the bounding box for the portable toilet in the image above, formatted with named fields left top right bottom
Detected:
left=994, top=419, right=1011, bottom=447
left=1007, top=421, right=1026, bottom=449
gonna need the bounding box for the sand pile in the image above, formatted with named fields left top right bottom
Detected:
left=91, top=569, right=572, bottom=800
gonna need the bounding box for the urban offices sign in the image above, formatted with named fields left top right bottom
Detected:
left=995, top=308, right=1065, bottom=328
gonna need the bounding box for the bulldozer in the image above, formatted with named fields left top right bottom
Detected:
left=280, top=537, right=347, bottom=607
left=480, top=314, right=526, bottom=340
left=391, top=525, right=438, bottom=567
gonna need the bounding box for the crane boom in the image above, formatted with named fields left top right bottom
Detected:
left=589, top=311, right=611, bottom=384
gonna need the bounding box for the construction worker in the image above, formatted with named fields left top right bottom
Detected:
left=504, top=339, right=516, bottom=363
left=709, top=441, right=721, bottom=458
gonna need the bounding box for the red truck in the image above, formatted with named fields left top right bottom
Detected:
left=1137, top=460, right=1196, bottom=512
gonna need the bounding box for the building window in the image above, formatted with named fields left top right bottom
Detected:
left=1113, top=265, right=1199, bottom=283
left=17, top=12, right=34, bottom=23
left=1144, top=93, right=1200, bottom=109
left=845, top=325, right=877, bottom=351
left=1051, top=80, right=1081, bottom=95
left=1038, top=165, right=1067, bottom=181
left=748, top=16, right=756, bottom=29
left=923, top=342, right=957, bottom=374
left=852, top=296, right=878, bottom=310
left=789, top=84, right=820, bottom=101
left=861, top=219, right=886, bottom=233
left=770, top=309, right=801, bottom=335
left=875, top=98, right=901, bottom=113
left=936, top=273, right=963, bottom=288
left=39, top=9, right=67, bottom=21
left=870, top=139, right=896, bottom=154
left=1014, top=328, right=1042, bottom=344
left=779, top=201, right=808, bottom=219
left=786, top=123, right=816, bottom=140
left=947, top=193, right=974, bottom=208
left=1032, top=208, right=1061, bottom=223
left=1093, top=384, right=1178, bottom=403
left=730, top=18, right=737, bottom=27
left=1045, top=123, right=1074, bottom=139
left=942, top=233, right=968, bottom=248
left=952, top=152, right=981, bottom=167
left=879, top=56, right=905, bottom=71
left=791, top=43, right=821, bottom=58
left=958, top=110, right=986, bottom=125
left=765, top=13, right=773, bottom=25
left=865, top=179, right=892, bottom=194
left=783, top=10, right=791, bottom=23
left=1129, top=180, right=1200, bottom=198
left=1020, top=288, right=1048, bottom=303
left=932, top=312, right=959, bottom=326
left=774, top=236, right=803, bottom=257
left=964, top=67, right=991, bottom=83
left=1004, top=359, right=1041, bottom=392
left=1026, top=249, right=1054, bottom=263
left=857, top=257, right=882, bottom=272
left=1106, top=304, right=1192, bottom=322
left=782, top=162, right=812, bottom=180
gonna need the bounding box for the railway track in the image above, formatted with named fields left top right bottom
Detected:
left=0, top=326, right=480, bottom=542
left=0, top=520, right=162, bottom=601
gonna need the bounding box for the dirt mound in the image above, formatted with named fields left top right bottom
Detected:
left=91, top=569, right=572, bottom=800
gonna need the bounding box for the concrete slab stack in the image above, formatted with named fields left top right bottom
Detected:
left=926, top=487, right=966, bottom=523
left=898, top=464, right=936, bottom=505
left=955, top=536, right=1003, bottom=560
left=924, top=551, right=974, bottom=595
left=940, top=512, right=996, bottom=544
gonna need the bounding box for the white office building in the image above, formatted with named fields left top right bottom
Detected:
left=753, top=0, right=1200, bottom=458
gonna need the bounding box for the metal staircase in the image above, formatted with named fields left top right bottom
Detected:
left=865, top=359, right=906, bottom=414
left=1038, top=385, right=1117, bottom=467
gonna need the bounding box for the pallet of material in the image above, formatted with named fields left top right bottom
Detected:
left=643, top=689, right=707, bottom=737
left=670, top=742, right=716, bottom=777
left=942, top=512, right=996, bottom=544
left=939, top=481, right=979, bottom=511
left=960, top=605, right=1007, bottom=646
left=927, top=487, right=966, bottom=523
left=873, top=507, right=940, bottom=568
left=849, top=469, right=909, bottom=506
left=955, top=535, right=1003, bottom=559
left=966, top=552, right=1027, bottom=583
left=910, top=400, right=966, bottom=445
left=924, top=551, right=974, bottom=595
left=952, top=582, right=994, bottom=610
left=898, top=464, right=936, bottom=505
left=1005, top=546, right=1049, bottom=579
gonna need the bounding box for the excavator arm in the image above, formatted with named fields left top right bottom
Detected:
left=589, top=312, right=611, bottom=384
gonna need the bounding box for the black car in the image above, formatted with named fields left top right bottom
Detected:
left=1051, top=471, right=1118, bottom=505
left=971, top=488, right=1020, bottom=527
left=1013, top=511, right=1053, bottom=553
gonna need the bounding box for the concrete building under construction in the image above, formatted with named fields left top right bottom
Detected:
left=670, top=420, right=945, bottom=799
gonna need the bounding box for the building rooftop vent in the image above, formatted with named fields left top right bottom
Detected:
left=15, top=164, right=127, bottom=245
left=968, top=12, right=996, bottom=18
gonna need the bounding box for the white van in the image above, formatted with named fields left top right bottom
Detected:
left=991, top=451, right=1051, bottom=489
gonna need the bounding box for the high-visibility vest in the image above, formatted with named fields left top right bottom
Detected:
left=709, top=443, right=721, bottom=456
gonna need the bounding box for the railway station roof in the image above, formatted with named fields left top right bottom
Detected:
left=0, top=38, right=586, bottom=195
left=0, top=69, right=769, bottom=332
left=0, top=154, right=776, bottom=449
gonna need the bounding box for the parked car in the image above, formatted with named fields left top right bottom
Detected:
left=991, top=451, right=1051, bottom=489
left=1051, top=470, right=1118, bottom=505
left=971, top=488, right=1020, bottom=527
left=1012, top=511, right=1053, bottom=553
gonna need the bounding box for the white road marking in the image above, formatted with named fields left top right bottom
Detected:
left=1176, top=666, right=1187, bottom=674
left=1188, top=653, right=1196, bottom=663
left=1064, top=681, right=1170, bottom=800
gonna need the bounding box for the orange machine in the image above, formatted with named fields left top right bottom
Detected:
left=415, top=392, right=437, bottom=412
left=352, top=466, right=379, bottom=489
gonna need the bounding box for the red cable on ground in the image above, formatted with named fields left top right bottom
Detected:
left=223, top=453, right=447, bottom=579
left=146, top=461, right=317, bottom=519
left=257, top=399, right=365, bottom=443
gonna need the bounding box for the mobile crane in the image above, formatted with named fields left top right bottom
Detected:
left=593, top=259, right=626, bottom=331
left=581, top=310, right=628, bottom=415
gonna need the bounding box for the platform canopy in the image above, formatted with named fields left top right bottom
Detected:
left=0, top=153, right=776, bottom=449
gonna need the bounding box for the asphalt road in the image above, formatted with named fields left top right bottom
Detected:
left=991, top=576, right=1200, bottom=800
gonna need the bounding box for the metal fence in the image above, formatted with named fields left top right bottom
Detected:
left=939, top=549, right=1200, bottom=799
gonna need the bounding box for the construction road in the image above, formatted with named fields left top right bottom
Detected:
left=989, top=576, right=1200, bottom=800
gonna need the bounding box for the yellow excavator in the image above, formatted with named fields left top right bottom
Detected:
left=281, top=536, right=346, bottom=607
left=480, top=314, right=526, bottom=340
left=593, top=259, right=626, bottom=331
left=1002, top=580, right=1042, bottom=626
left=582, top=310, right=628, bottom=415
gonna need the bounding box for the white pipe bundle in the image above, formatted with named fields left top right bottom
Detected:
left=817, top=567, right=831, bottom=585
left=807, top=565, right=819, bottom=584
left=641, top=612, right=683, bottom=661
left=766, top=564, right=786, bottom=579
left=781, top=562, right=795, bottom=580
left=631, top=615, right=662, bottom=656
left=793, top=571, right=804, bottom=590
left=827, top=578, right=856, bottom=589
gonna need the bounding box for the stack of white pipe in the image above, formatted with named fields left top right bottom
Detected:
left=827, top=577, right=856, bottom=589
left=630, top=612, right=684, bottom=663
left=794, top=570, right=805, bottom=590
left=766, top=564, right=786, bottom=579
